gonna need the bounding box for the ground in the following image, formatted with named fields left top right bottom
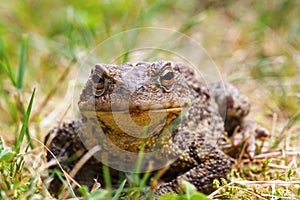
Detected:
left=0, top=0, right=300, bottom=199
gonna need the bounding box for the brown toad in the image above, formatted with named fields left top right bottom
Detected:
left=45, top=61, right=268, bottom=196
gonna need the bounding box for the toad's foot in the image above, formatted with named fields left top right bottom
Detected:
left=231, top=120, right=271, bottom=160
left=209, top=82, right=271, bottom=160
left=154, top=142, right=232, bottom=196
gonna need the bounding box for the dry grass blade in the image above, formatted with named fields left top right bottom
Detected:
left=69, top=145, right=101, bottom=179
left=232, top=180, right=300, bottom=185
left=208, top=182, right=268, bottom=200
left=61, top=145, right=102, bottom=199
left=30, top=58, right=76, bottom=122
left=33, top=138, right=78, bottom=198
left=44, top=104, right=71, bottom=148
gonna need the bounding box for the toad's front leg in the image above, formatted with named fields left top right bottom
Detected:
left=45, top=121, right=108, bottom=195
left=154, top=141, right=232, bottom=196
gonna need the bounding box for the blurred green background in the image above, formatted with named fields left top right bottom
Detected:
left=1, top=0, right=300, bottom=166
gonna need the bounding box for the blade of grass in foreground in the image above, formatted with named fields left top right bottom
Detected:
left=17, top=35, right=29, bottom=89
left=15, top=88, right=35, bottom=153
left=0, top=36, right=17, bottom=87
left=102, top=157, right=112, bottom=197
left=112, top=179, right=126, bottom=200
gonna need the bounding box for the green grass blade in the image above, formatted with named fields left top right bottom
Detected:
left=179, top=13, right=205, bottom=33
left=0, top=87, right=17, bottom=123
left=139, top=171, right=151, bottom=189
left=280, top=111, right=300, bottom=135
left=17, top=35, right=29, bottom=89
left=112, top=179, right=126, bottom=200
left=0, top=37, right=17, bottom=86
left=17, top=96, right=34, bottom=149
left=15, top=88, right=35, bottom=153
left=276, top=111, right=300, bottom=145
left=102, top=162, right=112, bottom=196
left=25, top=129, right=33, bottom=149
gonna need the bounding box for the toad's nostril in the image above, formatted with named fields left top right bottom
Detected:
left=137, top=85, right=146, bottom=93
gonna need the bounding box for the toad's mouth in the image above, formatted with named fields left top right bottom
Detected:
left=91, top=106, right=185, bottom=113
left=82, top=107, right=184, bottom=124
left=79, top=99, right=192, bottom=113
left=81, top=107, right=185, bottom=140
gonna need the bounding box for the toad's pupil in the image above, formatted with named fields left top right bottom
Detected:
left=92, top=74, right=104, bottom=89
left=162, top=71, right=174, bottom=81
left=92, top=74, right=103, bottom=83
left=92, top=74, right=101, bottom=83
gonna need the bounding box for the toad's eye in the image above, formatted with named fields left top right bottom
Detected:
left=91, top=73, right=106, bottom=96
left=160, top=67, right=174, bottom=91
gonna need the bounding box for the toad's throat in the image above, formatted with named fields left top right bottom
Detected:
left=81, top=108, right=183, bottom=152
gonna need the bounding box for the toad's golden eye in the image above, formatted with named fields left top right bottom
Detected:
left=91, top=73, right=106, bottom=96
left=160, top=67, right=174, bottom=91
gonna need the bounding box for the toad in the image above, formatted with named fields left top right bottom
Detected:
left=45, top=61, right=269, bottom=196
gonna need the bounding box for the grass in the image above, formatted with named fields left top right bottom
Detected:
left=0, top=0, right=300, bottom=199
left=0, top=89, right=45, bottom=199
